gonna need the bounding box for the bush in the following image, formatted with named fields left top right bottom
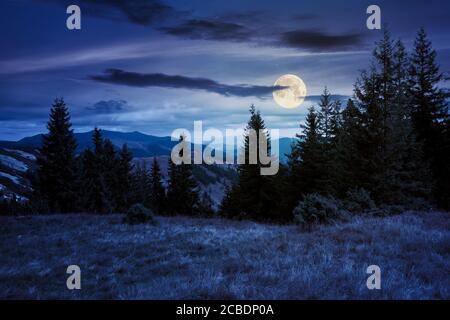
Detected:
left=293, top=194, right=340, bottom=230
left=343, top=188, right=376, bottom=214
left=123, top=203, right=155, bottom=224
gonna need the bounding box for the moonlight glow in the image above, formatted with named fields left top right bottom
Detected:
left=273, top=74, right=307, bottom=109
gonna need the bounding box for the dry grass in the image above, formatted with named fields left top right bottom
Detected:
left=0, top=211, right=449, bottom=299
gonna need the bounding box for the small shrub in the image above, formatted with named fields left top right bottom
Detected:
left=123, top=203, right=155, bottom=225
left=293, top=193, right=340, bottom=230
left=343, top=188, right=376, bottom=214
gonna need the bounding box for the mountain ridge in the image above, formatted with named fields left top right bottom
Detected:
left=0, top=130, right=294, bottom=161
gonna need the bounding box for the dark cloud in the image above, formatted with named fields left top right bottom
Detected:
left=161, top=17, right=364, bottom=52
left=40, top=0, right=176, bottom=25
left=89, top=69, right=285, bottom=98
left=161, top=19, right=251, bottom=41
left=86, top=99, right=129, bottom=113
left=281, top=29, right=363, bottom=51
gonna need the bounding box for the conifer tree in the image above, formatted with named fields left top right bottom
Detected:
left=80, top=148, right=111, bottom=213
left=34, top=98, right=78, bottom=213
left=409, top=28, right=449, bottom=208
left=131, top=160, right=151, bottom=206
left=93, top=127, right=103, bottom=156
left=386, top=39, right=431, bottom=205
left=116, top=144, right=134, bottom=210
left=149, top=157, right=166, bottom=214
left=354, top=29, right=398, bottom=202
left=219, top=184, right=241, bottom=218
left=334, top=99, right=364, bottom=196
left=317, top=87, right=333, bottom=141
left=317, top=87, right=340, bottom=194
left=79, top=129, right=112, bottom=213
left=354, top=30, right=432, bottom=207
left=102, top=138, right=118, bottom=210
left=236, top=105, right=277, bottom=220
left=292, top=106, right=327, bottom=196
left=166, top=135, right=200, bottom=215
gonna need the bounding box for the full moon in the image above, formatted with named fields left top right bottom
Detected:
left=273, top=74, right=307, bottom=109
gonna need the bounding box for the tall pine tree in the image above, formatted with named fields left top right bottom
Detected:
left=409, top=28, right=449, bottom=208
left=354, top=29, right=431, bottom=207
left=289, top=106, right=327, bottom=199
left=79, top=129, right=112, bottom=213
left=334, top=99, right=365, bottom=196
left=166, top=135, right=200, bottom=215
left=237, top=105, right=277, bottom=220
left=34, top=98, right=78, bottom=213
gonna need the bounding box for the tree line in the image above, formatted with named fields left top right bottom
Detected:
left=22, top=100, right=212, bottom=215
left=220, top=28, right=449, bottom=222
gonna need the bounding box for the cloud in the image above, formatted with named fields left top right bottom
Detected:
left=160, top=16, right=365, bottom=52
left=40, top=0, right=176, bottom=25
left=89, top=69, right=286, bottom=98
left=281, top=29, right=363, bottom=51
left=161, top=19, right=252, bottom=42
left=86, top=99, right=129, bottom=113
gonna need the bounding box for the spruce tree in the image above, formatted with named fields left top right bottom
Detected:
left=317, top=87, right=340, bottom=194
left=131, top=160, right=151, bottom=206
left=409, top=28, right=449, bottom=208
left=334, top=99, right=365, bottom=196
left=102, top=138, right=118, bottom=210
left=93, top=127, right=103, bottom=156
left=354, top=29, right=397, bottom=202
left=80, top=148, right=111, bottom=213
left=79, top=129, right=112, bottom=213
left=35, top=98, right=78, bottom=213
left=219, top=184, right=241, bottom=218
left=317, top=87, right=333, bottom=141
left=354, top=30, right=432, bottom=208
left=149, top=157, right=166, bottom=214
left=386, top=39, right=431, bottom=206
left=290, top=106, right=327, bottom=196
left=166, top=135, right=200, bottom=215
left=236, top=105, right=277, bottom=220
left=116, top=143, right=133, bottom=210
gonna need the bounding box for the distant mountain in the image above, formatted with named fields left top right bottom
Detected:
left=0, top=130, right=177, bottom=158
left=0, top=130, right=295, bottom=161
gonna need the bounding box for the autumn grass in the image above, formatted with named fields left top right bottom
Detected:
left=0, top=211, right=448, bottom=299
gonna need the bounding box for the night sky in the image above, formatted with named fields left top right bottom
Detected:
left=1, top=0, right=449, bottom=140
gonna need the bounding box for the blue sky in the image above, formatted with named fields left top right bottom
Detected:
left=1, top=0, right=449, bottom=140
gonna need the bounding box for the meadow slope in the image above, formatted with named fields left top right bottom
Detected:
left=0, top=212, right=449, bottom=299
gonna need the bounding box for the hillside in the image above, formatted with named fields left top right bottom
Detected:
left=0, top=148, right=237, bottom=208
left=133, top=156, right=238, bottom=208
left=0, top=147, right=37, bottom=201
left=0, top=211, right=448, bottom=299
